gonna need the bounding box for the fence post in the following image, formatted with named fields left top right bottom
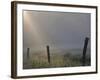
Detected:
left=27, top=48, right=30, bottom=60
left=82, top=37, right=89, bottom=66
left=46, top=45, right=50, bottom=63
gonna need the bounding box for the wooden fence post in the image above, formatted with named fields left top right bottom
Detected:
left=46, top=45, right=50, bottom=63
left=82, top=37, right=89, bottom=66
left=27, top=48, right=30, bottom=60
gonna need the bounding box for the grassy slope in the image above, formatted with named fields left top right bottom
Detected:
left=23, top=51, right=90, bottom=69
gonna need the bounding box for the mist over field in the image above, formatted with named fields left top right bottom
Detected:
left=23, top=10, right=91, bottom=69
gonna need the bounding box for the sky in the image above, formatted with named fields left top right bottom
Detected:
left=23, top=10, right=90, bottom=50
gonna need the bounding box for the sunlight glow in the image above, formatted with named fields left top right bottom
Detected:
left=23, top=11, right=45, bottom=47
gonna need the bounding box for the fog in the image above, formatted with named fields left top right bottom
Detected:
left=23, top=10, right=90, bottom=51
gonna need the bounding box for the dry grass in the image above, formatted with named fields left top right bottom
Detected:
left=23, top=52, right=90, bottom=69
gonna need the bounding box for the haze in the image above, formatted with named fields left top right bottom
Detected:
left=23, top=10, right=90, bottom=50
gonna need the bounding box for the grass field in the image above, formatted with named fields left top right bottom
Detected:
left=23, top=49, right=90, bottom=69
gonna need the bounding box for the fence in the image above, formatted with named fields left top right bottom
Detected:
left=26, top=37, right=89, bottom=66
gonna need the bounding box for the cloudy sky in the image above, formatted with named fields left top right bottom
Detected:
left=23, top=10, right=90, bottom=50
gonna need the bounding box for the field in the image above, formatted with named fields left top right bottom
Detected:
left=23, top=48, right=90, bottom=69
